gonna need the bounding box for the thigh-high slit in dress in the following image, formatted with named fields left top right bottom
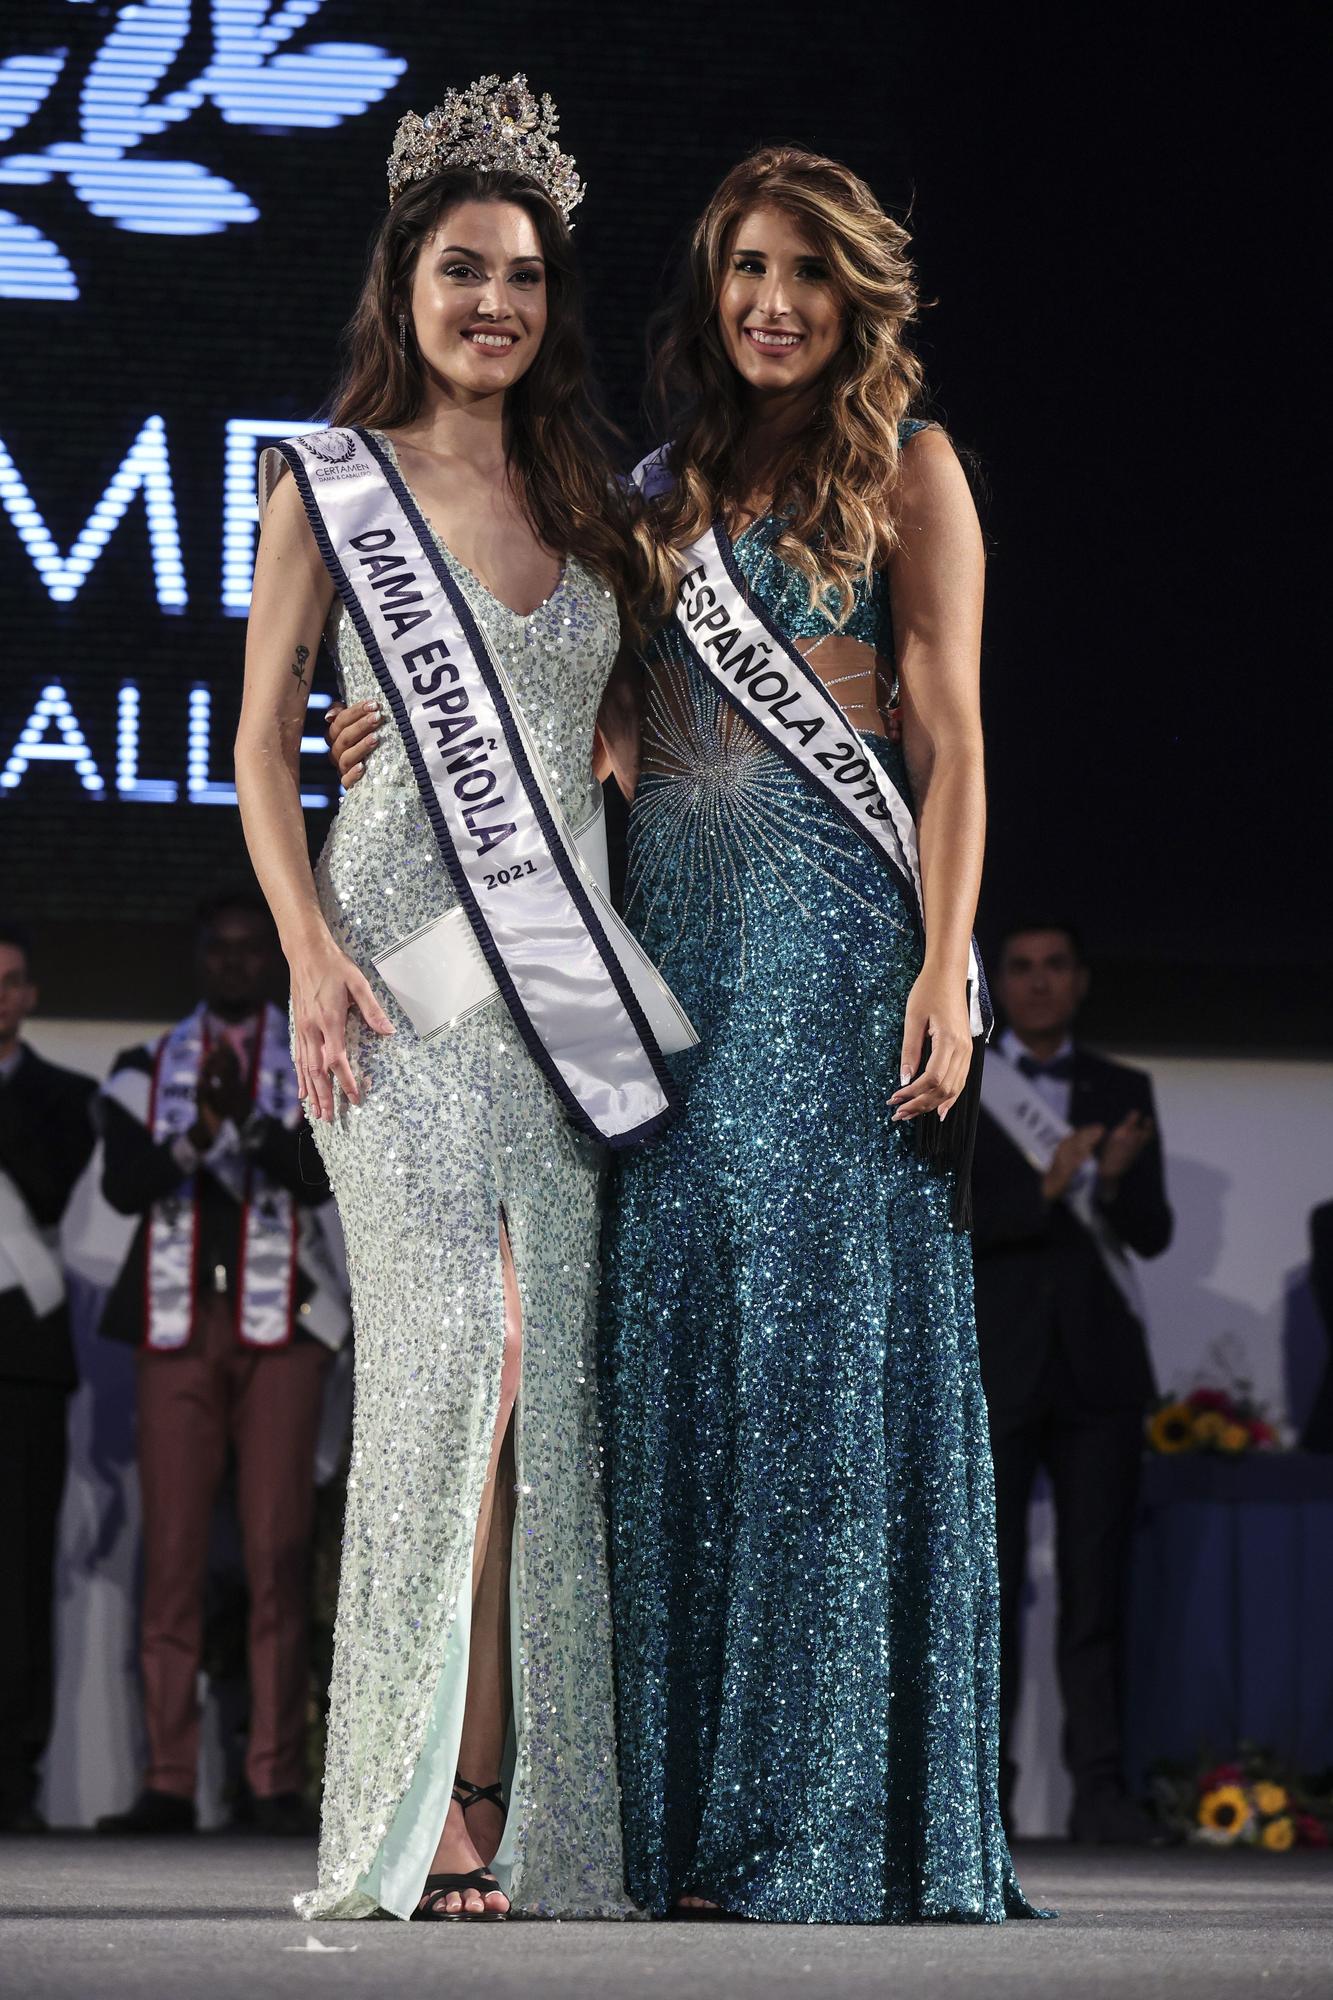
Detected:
left=293, top=435, right=630, bottom=1920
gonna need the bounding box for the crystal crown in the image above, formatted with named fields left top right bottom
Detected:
left=386, top=73, right=585, bottom=222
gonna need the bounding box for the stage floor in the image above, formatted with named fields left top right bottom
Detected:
left=2, top=1836, right=1329, bottom=1998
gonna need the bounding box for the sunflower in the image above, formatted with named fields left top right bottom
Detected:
left=1199, top=1785, right=1250, bottom=1839
left=1219, top=1422, right=1250, bottom=1453
left=1260, top=1815, right=1296, bottom=1851
left=1192, top=1410, right=1226, bottom=1447
left=1253, top=1781, right=1289, bottom=1817
left=1149, top=1402, right=1195, bottom=1453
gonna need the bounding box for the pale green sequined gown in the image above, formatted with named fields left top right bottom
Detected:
left=295, top=437, right=629, bottom=1921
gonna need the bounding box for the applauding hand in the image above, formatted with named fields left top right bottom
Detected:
left=1096, top=1110, right=1154, bottom=1193
left=195, top=1042, right=251, bottom=1137
left=1041, top=1124, right=1106, bottom=1202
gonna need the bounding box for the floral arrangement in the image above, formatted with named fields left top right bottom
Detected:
left=1147, top=1383, right=1280, bottom=1456
left=1150, top=1748, right=1332, bottom=1850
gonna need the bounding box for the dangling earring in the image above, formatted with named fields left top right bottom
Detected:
left=397, top=313, right=407, bottom=355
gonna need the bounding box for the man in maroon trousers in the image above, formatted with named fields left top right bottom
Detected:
left=95, top=892, right=344, bottom=1835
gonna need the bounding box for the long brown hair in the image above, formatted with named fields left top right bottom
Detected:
left=328, top=167, right=639, bottom=619
left=640, top=146, right=924, bottom=625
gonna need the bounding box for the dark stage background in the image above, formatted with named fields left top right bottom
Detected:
left=2, top=3, right=1325, bottom=1045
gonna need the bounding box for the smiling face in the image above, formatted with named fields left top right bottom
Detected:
left=406, top=197, right=548, bottom=402
left=717, top=204, right=845, bottom=397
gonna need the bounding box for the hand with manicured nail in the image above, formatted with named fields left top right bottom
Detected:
left=290, top=936, right=395, bottom=1125
left=326, top=699, right=383, bottom=789
left=890, top=965, right=972, bottom=1124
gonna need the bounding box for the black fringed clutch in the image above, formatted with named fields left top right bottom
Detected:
left=910, top=1031, right=987, bottom=1233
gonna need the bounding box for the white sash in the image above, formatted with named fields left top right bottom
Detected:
left=275, top=426, right=686, bottom=1148
left=374, top=792, right=696, bottom=1055
left=979, top=1049, right=1144, bottom=1314
left=0, top=1168, right=65, bottom=1319
left=132, top=1006, right=300, bottom=1351
left=672, top=522, right=991, bottom=1039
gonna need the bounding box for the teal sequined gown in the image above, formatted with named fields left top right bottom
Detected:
left=599, top=437, right=1040, bottom=1923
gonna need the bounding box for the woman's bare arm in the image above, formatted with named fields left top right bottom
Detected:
left=235, top=472, right=392, bottom=1121
left=885, top=428, right=986, bottom=1122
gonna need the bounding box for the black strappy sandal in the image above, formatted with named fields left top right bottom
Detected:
left=452, top=1774, right=508, bottom=1826
left=410, top=1776, right=511, bottom=1922
left=412, top=1866, right=506, bottom=1922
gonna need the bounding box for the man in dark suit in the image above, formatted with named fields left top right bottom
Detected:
left=0, top=922, right=97, bottom=1832
left=972, top=921, right=1173, bottom=1844
left=94, top=891, right=339, bottom=1837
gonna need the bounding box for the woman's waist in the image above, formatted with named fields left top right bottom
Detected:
left=335, top=656, right=606, bottom=806
left=627, top=810, right=919, bottom=952
left=318, top=775, right=601, bottom=954
left=316, top=794, right=457, bottom=950
left=329, top=754, right=600, bottom=830
left=633, top=732, right=908, bottom=838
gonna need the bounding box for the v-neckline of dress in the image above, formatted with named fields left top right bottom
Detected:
left=373, top=430, right=569, bottom=623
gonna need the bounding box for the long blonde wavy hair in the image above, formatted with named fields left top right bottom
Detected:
left=639, top=146, right=924, bottom=626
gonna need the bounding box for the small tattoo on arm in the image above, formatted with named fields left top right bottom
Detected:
left=290, top=643, right=310, bottom=689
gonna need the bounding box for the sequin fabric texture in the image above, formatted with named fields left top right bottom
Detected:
left=599, top=434, right=1044, bottom=1923
left=296, top=435, right=630, bottom=1920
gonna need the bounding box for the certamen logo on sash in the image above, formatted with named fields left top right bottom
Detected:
left=304, top=432, right=359, bottom=466
left=303, top=428, right=364, bottom=487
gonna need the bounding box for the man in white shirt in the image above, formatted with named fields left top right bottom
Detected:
left=94, top=892, right=338, bottom=1836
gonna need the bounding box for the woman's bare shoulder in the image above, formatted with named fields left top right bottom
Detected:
left=895, top=425, right=977, bottom=539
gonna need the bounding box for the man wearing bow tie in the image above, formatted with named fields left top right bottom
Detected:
left=972, top=922, right=1173, bottom=1844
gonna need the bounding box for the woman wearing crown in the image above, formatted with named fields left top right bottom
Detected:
left=235, top=77, right=672, bottom=1922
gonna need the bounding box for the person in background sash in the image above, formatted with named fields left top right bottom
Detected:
left=0, top=923, right=96, bottom=1834
left=972, top=920, right=1172, bottom=1843
left=94, top=890, right=339, bottom=1837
